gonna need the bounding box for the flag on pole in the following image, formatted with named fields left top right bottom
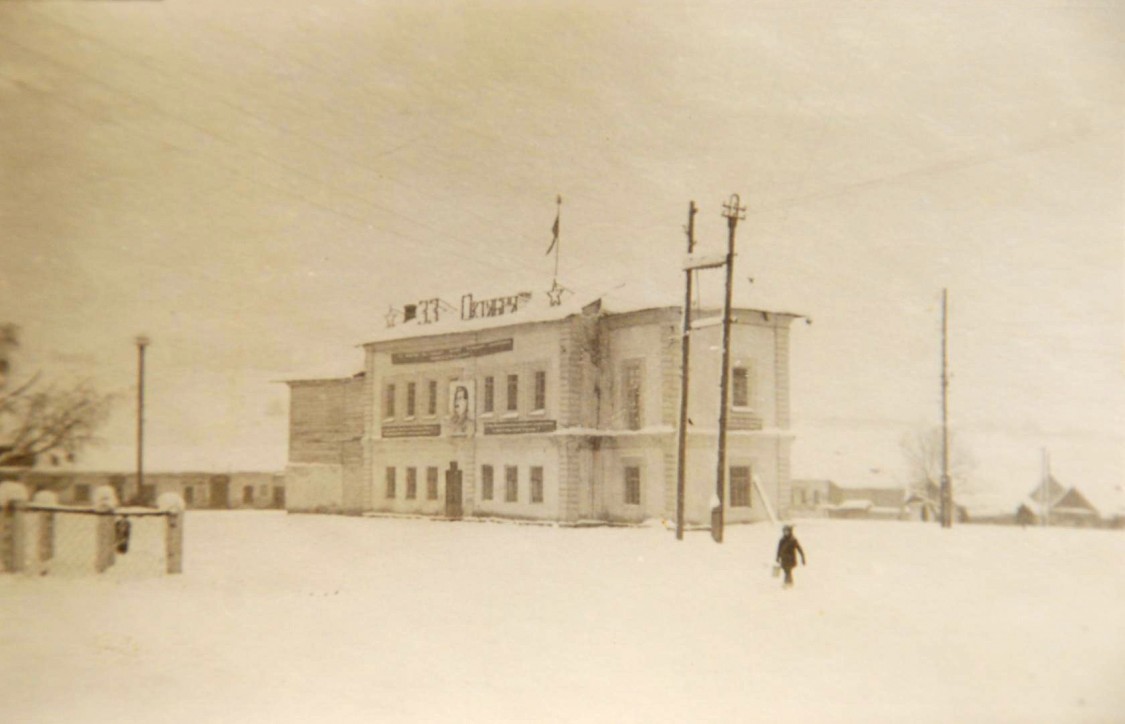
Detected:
left=546, top=195, right=561, bottom=256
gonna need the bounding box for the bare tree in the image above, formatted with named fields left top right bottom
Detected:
left=0, top=375, right=115, bottom=467
left=900, top=426, right=976, bottom=498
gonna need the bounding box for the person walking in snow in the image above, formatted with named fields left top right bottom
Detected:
left=775, top=524, right=806, bottom=588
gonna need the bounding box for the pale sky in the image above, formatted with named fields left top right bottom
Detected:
left=1, top=1, right=1121, bottom=507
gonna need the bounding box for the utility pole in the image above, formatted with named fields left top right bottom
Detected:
left=136, top=335, right=150, bottom=505
left=940, top=289, right=952, bottom=528
left=713, top=194, right=746, bottom=544
left=675, top=201, right=698, bottom=540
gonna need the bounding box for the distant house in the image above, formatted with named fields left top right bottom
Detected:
left=789, top=479, right=841, bottom=515
left=1015, top=476, right=1100, bottom=528
left=902, top=481, right=968, bottom=523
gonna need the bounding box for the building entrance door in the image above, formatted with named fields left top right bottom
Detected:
left=444, top=462, right=463, bottom=519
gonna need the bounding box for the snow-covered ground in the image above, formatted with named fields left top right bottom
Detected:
left=2, top=512, right=1122, bottom=723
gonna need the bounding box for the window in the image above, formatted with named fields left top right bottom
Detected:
left=483, top=376, right=494, bottom=414
left=530, top=466, right=544, bottom=503
left=481, top=465, right=494, bottom=501
left=813, top=490, right=820, bottom=504
left=385, top=467, right=397, bottom=499
left=384, top=383, right=396, bottom=419
left=506, top=374, right=519, bottom=412
left=405, top=467, right=417, bottom=499
left=243, top=486, right=254, bottom=504
left=624, top=466, right=641, bottom=505
left=426, top=467, right=439, bottom=500
left=732, top=366, right=750, bottom=408
left=427, top=381, right=437, bottom=416
left=74, top=484, right=91, bottom=503
left=406, top=382, right=416, bottom=417
left=534, top=371, right=546, bottom=411
left=505, top=466, right=518, bottom=502
left=730, top=466, right=752, bottom=508
left=184, top=486, right=195, bottom=505
left=622, top=361, right=643, bottom=430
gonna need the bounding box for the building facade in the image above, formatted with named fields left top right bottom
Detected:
left=285, top=289, right=800, bottom=526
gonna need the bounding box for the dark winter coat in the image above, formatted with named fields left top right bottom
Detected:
left=776, top=534, right=805, bottom=570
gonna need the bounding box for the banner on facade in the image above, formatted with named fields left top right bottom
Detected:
left=448, top=380, right=475, bottom=436
left=391, top=338, right=514, bottom=365
left=381, top=423, right=442, bottom=438
left=482, top=419, right=558, bottom=435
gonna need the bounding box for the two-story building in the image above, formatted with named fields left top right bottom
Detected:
left=284, top=285, right=800, bottom=526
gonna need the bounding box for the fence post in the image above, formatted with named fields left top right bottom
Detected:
left=95, top=513, right=116, bottom=573
left=166, top=511, right=183, bottom=574
left=39, top=510, right=55, bottom=564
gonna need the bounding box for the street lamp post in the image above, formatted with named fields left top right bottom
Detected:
left=135, top=335, right=150, bottom=505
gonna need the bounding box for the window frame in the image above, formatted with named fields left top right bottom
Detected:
left=730, top=465, right=752, bottom=508
left=481, top=464, right=494, bottom=501
left=530, top=466, right=544, bottom=504
left=624, top=465, right=642, bottom=506
left=533, top=370, right=547, bottom=413
left=505, top=374, right=519, bottom=414
left=405, top=466, right=417, bottom=500
left=383, top=383, right=396, bottom=420
left=384, top=467, right=397, bottom=499
left=482, top=376, right=495, bottom=415
left=621, top=359, right=644, bottom=430
left=426, top=466, right=439, bottom=500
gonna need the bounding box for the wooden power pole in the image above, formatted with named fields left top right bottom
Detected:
left=675, top=201, right=698, bottom=540
left=712, top=194, right=746, bottom=544
left=940, top=289, right=952, bottom=528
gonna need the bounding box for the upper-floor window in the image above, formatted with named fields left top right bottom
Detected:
left=406, top=382, right=416, bottom=418
left=383, top=383, right=396, bottom=419
left=622, top=361, right=643, bottom=430
left=506, top=374, right=519, bottom=413
left=730, top=466, right=752, bottom=508
left=481, top=465, right=494, bottom=501
left=624, top=466, right=641, bottom=505
left=530, top=466, right=544, bottom=503
left=427, top=380, right=437, bottom=416
left=483, top=376, right=494, bottom=414
left=533, top=370, right=547, bottom=411
left=732, top=366, right=751, bottom=408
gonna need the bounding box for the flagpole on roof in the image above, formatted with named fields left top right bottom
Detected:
left=546, top=195, right=564, bottom=306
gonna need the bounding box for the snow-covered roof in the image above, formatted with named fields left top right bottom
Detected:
left=362, top=280, right=804, bottom=346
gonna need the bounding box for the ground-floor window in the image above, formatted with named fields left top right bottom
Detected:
left=505, top=466, right=518, bottom=502
left=385, top=467, right=397, bottom=499
left=730, top=466, right=752, bottom=508
left=405, top=467, right=417, bottom=499
left=242, top=486, right=254, bottom=504
left=530, top=466, right=544, bottom=503
left=624, top=466, right=641, bottom=505
left=481, top=465, right=494, bottom=500
left=426, top=467, right=439, bottom=500
left=184, top=486, right=195, bottom=504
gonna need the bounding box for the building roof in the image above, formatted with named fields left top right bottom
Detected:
left=361, top=280, right=804, bottom=346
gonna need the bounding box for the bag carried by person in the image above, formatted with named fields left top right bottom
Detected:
left=771, top=564, right=781, bottom=578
